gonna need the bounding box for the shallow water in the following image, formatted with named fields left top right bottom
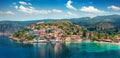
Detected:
left=0, top=36, right=120, bottom=58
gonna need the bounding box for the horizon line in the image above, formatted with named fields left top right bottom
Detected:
left=0, top=14, right=119, bottom=21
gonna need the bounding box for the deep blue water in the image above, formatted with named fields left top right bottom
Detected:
left=1, top=36, right=120, bottom=58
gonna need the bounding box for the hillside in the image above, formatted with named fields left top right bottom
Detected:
left=0, top=14, right=120, bottom=34
left=0, top=22, right=23, bottom=34
left=67, top=15, right=120, bottom=34
left=0, top=20, right=53, bottom=34
left=13, top=21, right=83, bottom=42
left=0, top=15, right=120, bottom=42
left=68, top=14, right=120, bottom=28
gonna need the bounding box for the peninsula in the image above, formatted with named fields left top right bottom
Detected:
left=11, top=21, right=120, bottom=44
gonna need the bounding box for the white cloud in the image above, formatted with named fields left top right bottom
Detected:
left=80, top=6, right=105, bottom=13
left=14, top=6, right=18, bottom=9
left=108, top=5, right=120, bottom=11
left=19, top=1, right=32, bottom=5
left=15, top=1, right=63, bottom=14
left=19, top=5, right=30, bottom=13
left=6, top=11, right=14, bottom=15
left=19, top=1, right=27, bottom=5
left=38, top=10, right=51, bottom=14
left=14, top=1, right=63, bottom=14
left=67, top=12, right=78, bottom=17
left=0, top=11, right=14, bottom=15
left=66, top=0, right=77, bottom=11
left=52, top=9, right=63, bottom=13
left=18, top=5, right=50, bottom=14
left=29, top=6, right=34, bottom=9
left=67, top=12, right=73, bottom=15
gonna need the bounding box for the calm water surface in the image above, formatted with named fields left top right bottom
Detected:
left=1, top=36, right=120, bottom=58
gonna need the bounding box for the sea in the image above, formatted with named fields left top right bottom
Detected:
left=0, top=36, right=120, bottom=58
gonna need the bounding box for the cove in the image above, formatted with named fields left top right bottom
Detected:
left=0, top=36, right=120, bottom=58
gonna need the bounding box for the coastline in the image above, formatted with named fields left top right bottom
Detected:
left=2, top=34, right=120, bottom=45
left=10, top=36, right=120, bottom=45
left=93, top=41, right=120, bottom=45
left=9, top=35, right=82, bottom=43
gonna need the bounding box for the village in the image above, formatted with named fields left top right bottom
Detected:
left=11, top=21, right=120, bottom=44
left=24, top=22, right=83, bottom=43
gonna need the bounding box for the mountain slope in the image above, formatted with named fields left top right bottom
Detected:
left=0, top=14, right=120, bottom=34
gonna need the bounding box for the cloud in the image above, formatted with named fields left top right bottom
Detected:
left=108, top=5, right=120, bottom=11
left=12, top=1, right=49, bottom=14
left=52, top=9, right=63, bottom=13
left=29, top=6, right=34, bottom=9
left=19, top=1, right=27, bottom=5
left=66, top=0, right=77, bottom=11
left=0, top=11, right=14, bottom=15
left=19, top=1, right=32, bottom=5
left=18, top=5, right=50, bottom=14
left=17, top=1, right=62, bottom=14
left=66, top=12, right=78, bottom=17
left=14, top=5, right=18, bottom=9
left=80, top=6, right=105, bottom=13
left=14, top=1, right=63, bottom=14
left=67, top=12, right=73, bottom=15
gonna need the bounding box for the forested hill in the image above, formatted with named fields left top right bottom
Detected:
left=0, top=14, right=120, bottom=34
left=68, top=14, right=120, bottom=28
left=0, top=20, right=53, bottom=34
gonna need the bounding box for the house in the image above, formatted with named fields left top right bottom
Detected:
left=37, top=30, right=46, bottom=35
left=70, top=35, right=81, bottom=39
left=26, top=24, right=36, bottom=29
left=36, top=22, right=44, bottom=25
left=114, top=35, right=120, bottom=43
left=65, top=36, right=71, bottom=42
left=56, top=36, right=62, bottom=41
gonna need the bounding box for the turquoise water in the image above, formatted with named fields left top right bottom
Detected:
left=0, top=36, right=120, bottom=58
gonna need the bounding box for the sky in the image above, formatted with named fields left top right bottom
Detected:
left=0, top=0, right=120, bottom=21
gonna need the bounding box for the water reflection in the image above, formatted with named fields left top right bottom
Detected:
left=11, top=42, right=120, bottom=58
left=32, top=42, right=69, bottom=58
left=1, top=36, right=120, bottom=58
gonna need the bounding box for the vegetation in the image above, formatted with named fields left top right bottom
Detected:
left=13, top=21, right=83, bottom=41
left=13, top=28, right=37, bottom=41
left=1, top=15, right=120, bottom=42
left=35, top=21, right=83, bottom=36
